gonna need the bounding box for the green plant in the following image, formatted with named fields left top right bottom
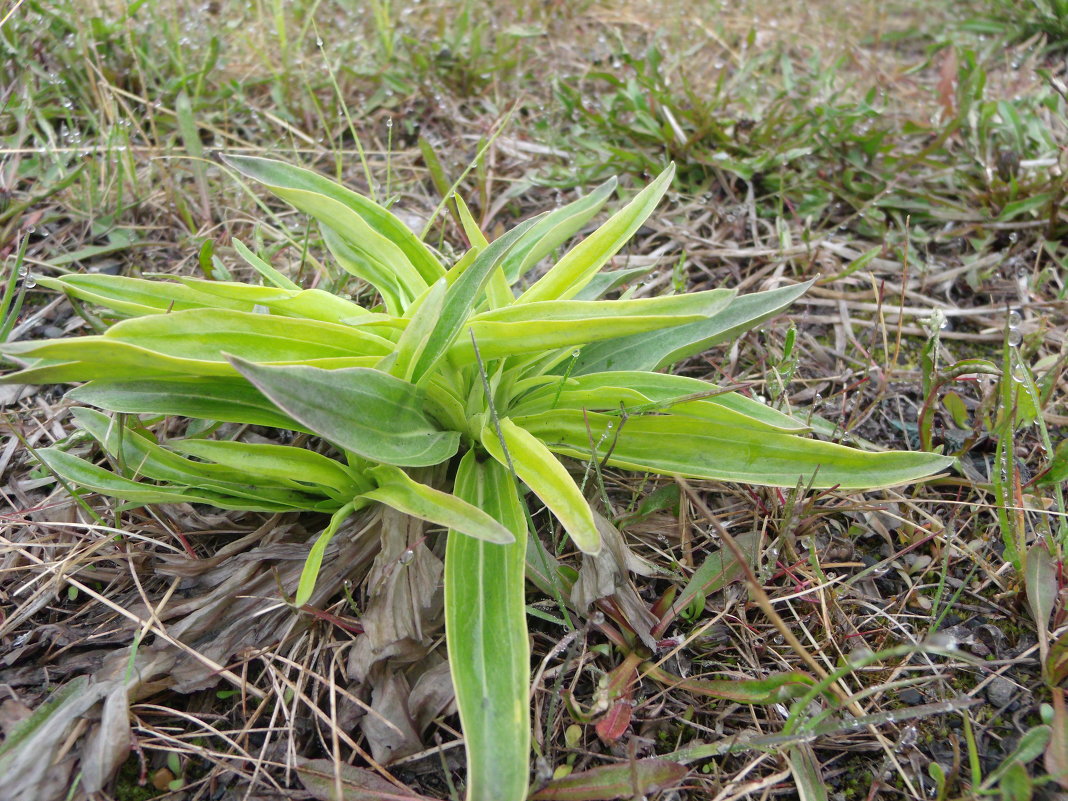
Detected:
left=0, top=157, right=952, bottom=801
left=965, top=0, right=1068, bottom=52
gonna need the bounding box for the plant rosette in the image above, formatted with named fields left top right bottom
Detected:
left=0, top=156, right=952, bottom=801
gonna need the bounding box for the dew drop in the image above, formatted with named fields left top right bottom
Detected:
left=23, top=276, right=37, bottom=288
left=398, top=548, right=415, bottom=565
left=1007, top=309, right=1023, bottom=327
left=847, top=644, right=874, bottom=665
left=590, top=610, right=605, bottom=625
left=1011, top=363, right=1027, bottom=383
left=1007, top=328, right=1023, bottom=347
left=385, top=117, right=393, bottom=128
left=923, top=631, right=958, bottom=651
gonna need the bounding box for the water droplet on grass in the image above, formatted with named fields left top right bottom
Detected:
left=399, top=548, right=415, bottom=565
left=1007, top=328, right=1022, bottom=347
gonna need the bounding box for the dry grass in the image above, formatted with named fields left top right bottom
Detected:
left=2, top=0, right=1067, bottom=799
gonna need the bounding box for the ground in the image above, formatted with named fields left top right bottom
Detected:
left=1, top=0, right=1067, bottom=799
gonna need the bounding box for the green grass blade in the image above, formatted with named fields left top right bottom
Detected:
left=481, top=417, right=601, bottom=554
left=229, top=359, right=461, bottom=467
left=445, top=450, right=530, bottom=801
left=231, top=238, right=301, bottom=290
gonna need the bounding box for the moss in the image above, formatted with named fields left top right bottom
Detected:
left=112, top=757, right=161, bottom=801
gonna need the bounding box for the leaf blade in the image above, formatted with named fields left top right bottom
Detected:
left=229, top=359, right=460, bottom=467
left=445, top=452, right=530, bottom=801
left=518, top=166, right=674, bottom=304
left=364, top=464, right=514, bottom=544
left=480, top=418, right=601, bottom=554
left=516, top=410, right=954, bottom=489
left=572, top=281, right=813, bottom=374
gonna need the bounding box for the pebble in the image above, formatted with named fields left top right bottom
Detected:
left=985, top=676, right=1017, bottom=708
left=898, top=688, right=923, bottom=706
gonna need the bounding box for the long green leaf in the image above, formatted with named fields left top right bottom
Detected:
left=294, top=502, right=358, bottom=606
left=574, top=265, right=654, bottom=301
left=35, top=448, right=311, bottom=512
left=230, top=358, right=460, bottom=467
left=103, top=308, right=394, bottom=361
left=452, top=290, right=734, bottom=364
left=517, top=165, right=673, bottom=304
left=409, top=216, right=541, bottom=381
left=364, top=464, right=514, bottom=544
left=528, top=759, right=687, bottom=801
left=480, top=417, right=601, bottom=554
left=170, top=438, right=368, bottom=496
left=69, top=377, right=305, bottom=430
left=1, top=343, right=380, bottom=385
left=788, top=745, right=828, bottom=801
left=500, top=177, right=617, bottom=284
left=172, top=276, right=372, bottom=323
left=512, top=371, right=806, bottom=432
left=71, top=407, right=334, bottom=505
left=320, top=225, right=408, bottom=315
left=35, top=274, right=242, bottom=317
left=572, top=281, right=812, bottom=374
left=472, top=289, right=734, bottom=324
left=1, top=338, right=236, bottom=380
left=391, top=278, right=447, bottom=383
left=223, top=154, right=444, bottom=285
left=445, top=451, right=530, bottom=801
left=515, top=410, right=954, bottom=489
